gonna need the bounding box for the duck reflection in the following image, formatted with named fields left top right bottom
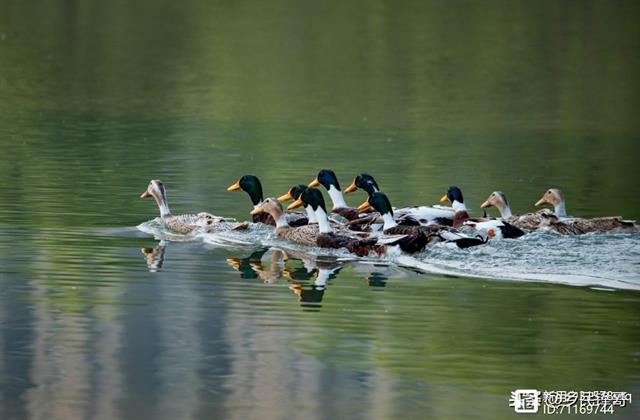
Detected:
left=225, top=248, right=272, bottom=280
left=366, top=271, right=388, bottom=288
left=141, top=240, right=168, bottom=272
left=286, top=257, right=344, bottom=310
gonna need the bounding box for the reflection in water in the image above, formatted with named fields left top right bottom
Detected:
left=141, top=240, right=168, bottom=272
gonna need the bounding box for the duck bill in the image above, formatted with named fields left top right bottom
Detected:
left=249, top=206, right=263, bottom=215
left=439, top=194, right=450, bottom=203
left=227, top=181, right=241, bottom=192
left=534, top=197, right=548, bottom=207
left=344, top=181, right=358, bottom=194
left=357, top=201, right=373, bottom=212
left=287, top=198, right=305, bottom=210
left=277, top=191, right=293, bottom=202
left=480, top=199, right=492, bottom=209
left=308, top=177, right=321, bottom=187
left=140, top=190, right=152, bottom=199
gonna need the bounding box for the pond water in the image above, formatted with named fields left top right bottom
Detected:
left=1, top=1, right=640, bottom=419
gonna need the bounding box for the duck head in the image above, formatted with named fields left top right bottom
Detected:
left=141, top=179, right=171, bottom=217
left=308, top=169, right=347, bottom=209
left=439, top=186, right=467, bottom=211
left=227, top=175, right=264, bottom=206
left=535, top=188, right=567, bottom=217
left=288, top=187, right=333, bottom=233
left=480, top=191, right=513, bottom=219
left=357, top=192, right=397, bottom=230
left=277, top=185, right=318, bottom=223
left=344, top=173, right=380, bottom=196
left=250, top=198, right=287, bottom=227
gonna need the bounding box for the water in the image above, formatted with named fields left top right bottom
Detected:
left=1, top=1, right=640, bottom=418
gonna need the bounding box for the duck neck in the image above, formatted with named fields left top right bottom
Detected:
left=315, top=207, right=333, bottom=234
left=305, top=206, right=318, bottom=223
left=382, top=212, right=397, bottom=230
left=154, top=191, right=172, bottom=218
left=499, top=204, right=513, bottom=219
left=270, top=207, right=289, bottom=228
left=327, top=185, right=347, bottom=209
left=554, top=201, right=567, bottom=218
left=452, top=200, right=467, bottom=211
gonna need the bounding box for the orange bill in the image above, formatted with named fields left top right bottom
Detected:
left=439, top=194, right=449, bottom=203
left=140, top=190, right=152, bottom=198
left=308, top=177, right=320, bottom=187
left=287, top=198, right=305, bottom=210
left=344, top=181, right=358, bottom=194
left=357, top=201, right=373, bottom=212
left=277, top=191, right=293, bottom=202
left=227, top=181, right=241, bottom=192
left=480, top=199, right=492, bottom=209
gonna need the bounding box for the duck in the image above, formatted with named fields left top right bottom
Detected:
left=343, top=172, right=455, bottom=225
left=277, top=184, right=318, bottom=224
left=227, top=175, right=308, bottom=227
left=438, top=186, right=468, bottom=212
left=357, top=191, right=491, bottom=251
left=251, top=193, right=382, bottom=257
left=278, top=185, right=366, bottom=235
left=534, top=188, right=638, bottom=234
left=141, top=180, right=245, bottom=234
left=480, top=190, right=557, bottom=231
left=344, top=173, right=380, bottom=195
left=307, top=169, right=368, bottom=221
left=439, top=186, right=525, bottom=239
left=288, top=187, right=430, bottom=256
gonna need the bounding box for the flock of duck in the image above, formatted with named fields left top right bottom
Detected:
left=140, top=169, right=638, bottom=258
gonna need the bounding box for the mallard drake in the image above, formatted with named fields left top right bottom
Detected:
left=279, top=186, right=372, bottom=236
left=344, top=173, right=380, bottom=195
left=277, top=184, right=318, bottom=224
left=307, top=169, right=365, bottom=221
left=227, top=175, right=308, bottom=226
left=343, top=173, right=454, bottom=225
left=534, top=188, right=638, bottom=234
left=250, top=198, right=320, bottom=246
left=287, top=188, right=406, bottom=257
left=251, top=194, right=380, bottom=257
left=439, top=186, right=525, bottom=239
left=438, top=186, right=468, bottom=212
left=141, top=180, right=242, bottom=234
left=357, top=192, right=491, bottom=251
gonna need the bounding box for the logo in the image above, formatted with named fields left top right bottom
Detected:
left=509, top=389, right=541, bottom=413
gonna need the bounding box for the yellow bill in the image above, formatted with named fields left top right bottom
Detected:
left=227, top=181, right=241, bottom=192
left=287, top=198, right=305, bottom=210
left=344, top=181, right=358, bottom=194
left=277, top=191, right=293, bottom=202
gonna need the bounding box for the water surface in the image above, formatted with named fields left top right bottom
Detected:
left=1, top=1, right=640, bottom=419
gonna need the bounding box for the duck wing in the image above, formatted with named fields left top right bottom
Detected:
left=277, top=225, right=319, bottom=246
left=284, top=211, right=309, bottom=227
left=332, top=207, right=361, bottom=221
left=317, top=233, right=381, bottom=257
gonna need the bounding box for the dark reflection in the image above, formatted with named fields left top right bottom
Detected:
left=141, top=240, right=168, bottom=272
left=366, top=272, right=388, bottom=289
left=286, top=257, right=344, bottom=311
left=225, top=248, right=270, bottom=280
